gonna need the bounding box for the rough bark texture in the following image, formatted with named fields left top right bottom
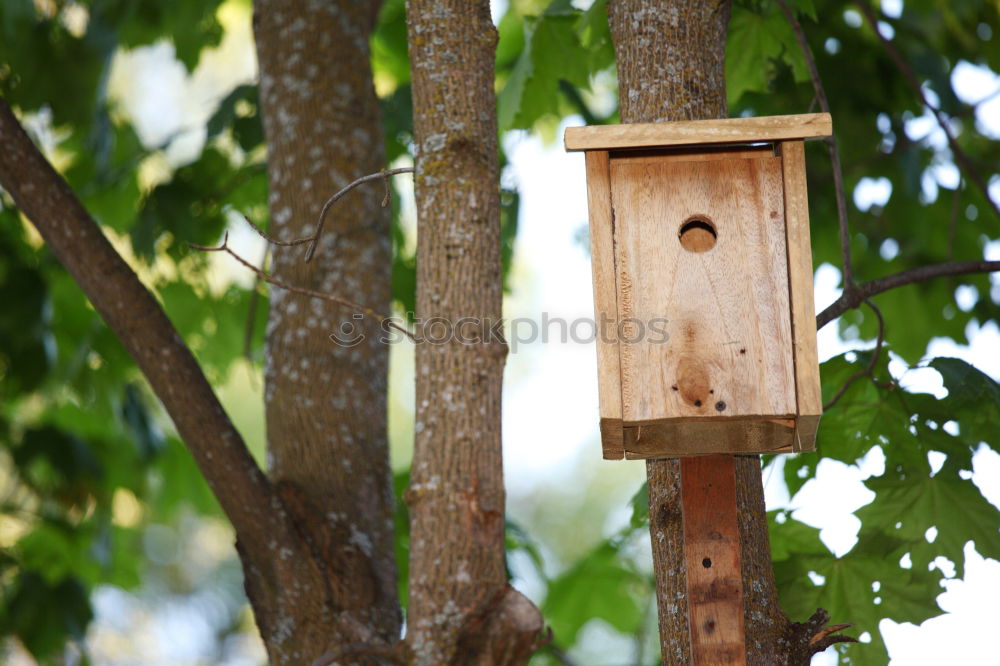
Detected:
left=609, top=1, right=821, bottom=664
left=404, top=1, right=542, bottom=663
left=251, top=0, right=400, bottom=661
left=0, top=98, right=336, bottom=664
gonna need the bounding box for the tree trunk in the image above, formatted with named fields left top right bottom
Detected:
left=249, top=0, right=400, bottom=661
left=609, top=1, right=838, bottom=663
left=404, top=1, right=542, bottom=664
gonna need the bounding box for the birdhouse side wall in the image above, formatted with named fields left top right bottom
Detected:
left=779, top=140, right=822, bottom=452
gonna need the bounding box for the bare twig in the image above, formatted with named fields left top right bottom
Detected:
left=776, top=0, right=855, bottom=288
left=242, top=245, right=269, bottom=365
left=855, top=0, right=1000, bottom=219
left=241, top=213, right=313, bottom=247
left=809, top=623, right=855, bottom=646
left=190, top=234, right=415, bottom=341
left=794, top=609, right=858, bottom=658
left=309, top=167, right=415, bottom=262
left=546, top=644, right=579, bottom=666
left=947, top=181, right=962, bottom=261
left=816, top=259, right=1000, bottom=329
left=824, top=299, right=885, bottom=410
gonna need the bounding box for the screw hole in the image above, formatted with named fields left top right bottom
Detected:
left=702, top=557, right=712, bottom=568
left=679, top=216, right=717, bottom=252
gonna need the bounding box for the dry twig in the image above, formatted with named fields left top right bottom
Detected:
left=309, top=167, right=415, bottom=262
left=776, top=0, right=855, bottom=288
left=816, top=259, right=1000, bottom=329
left=824, top=299, right=885, bottom=410
left=189, top=233, right=414, bottom=341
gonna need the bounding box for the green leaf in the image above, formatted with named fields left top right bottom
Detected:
left=150, top=437, right=220, bottom=519
left=768, top=510, right=827, bottom=562
left=928, top=357, right=1000, bottom=445
left=16, top=521, right=100, bottom=586
left=498, top=10, right=593, bottom=130
left=859, top=464, right=1000, bottom=578
left=542, top=541, right=644, bottom=645
left=506, top=519, right=547, bottom=578
left=372, top=0, right=410, bottom=87
left=817, top=352, right=912, bottom=465
left=629, top=481, right=649, bottom=529
left=0, top=572, right=92, bottom=661
left=774, top=530, right=942, bottom=665
left=726, top=5, right=808, bottom=107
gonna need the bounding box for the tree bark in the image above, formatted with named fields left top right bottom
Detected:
left=0, top=97, right=338, bottom=665
left=608, top=1, right=829, bottom=663
left=404, top=1, right=542, bottom=664
left=240, top=1, right=401, bottom=661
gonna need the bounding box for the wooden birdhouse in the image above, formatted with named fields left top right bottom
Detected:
left=564, top=113, right=832, bottom=460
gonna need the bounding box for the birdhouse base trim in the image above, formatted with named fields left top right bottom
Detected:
left=599, top=416, right=818, bottom=460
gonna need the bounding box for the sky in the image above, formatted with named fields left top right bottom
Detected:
left=76, top=1, right=1000, bottom=664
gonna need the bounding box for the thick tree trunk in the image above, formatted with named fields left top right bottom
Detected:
left=404, top=1, right=542, bottom=664
left=608, top=1, right=832, bottom=663
left=249, top=0, right=400, bottom=662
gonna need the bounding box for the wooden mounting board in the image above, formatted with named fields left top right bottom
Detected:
left=681, top=455, right=747, bottom=664
left=565, top=113, right=832, bottom=152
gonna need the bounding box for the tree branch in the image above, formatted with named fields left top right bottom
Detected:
left=0, top=98, right=283, bottom=550
left=190, top=234, right=414, bottom=341
left=824, top=299, right=885, bottom=410
left=816, top=259, right=1000, bottom=328
left=776, top=0, right=854, bottom=287
left=309, top=167, right=414, bottom=262
left=855, top=0, right=1000, bottom=219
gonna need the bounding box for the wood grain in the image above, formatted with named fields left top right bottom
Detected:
left=779, top=140, right=822, bottom=452
left=610, top=156, right=797, bottom=426
left=600, top=418, right=625, bottom=460
left=565, top=113, right=832, bottom=151
left=585, top=151, right=625, bottom=428
left=622, top=419, right=796, bottom=459
left=680, top=455, right=747, bottom=665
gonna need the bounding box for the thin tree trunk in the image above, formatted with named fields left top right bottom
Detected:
left=404, top=1, right=542, bottom=664
left=250, top=0, right=400, bottom=661
left=608, top=1, right=825, bottom=663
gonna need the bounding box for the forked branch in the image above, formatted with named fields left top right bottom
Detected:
left=189, top=233, right=414, bottom=341
left=310, top=167, right=414, bottom=262
left=776, top=1, right=1000, bottom=331
left=235, top=167, right=415, bottom=263
left=824, top=299, right=886, bottom=410
left=816, top=260, right=1000, bottom=329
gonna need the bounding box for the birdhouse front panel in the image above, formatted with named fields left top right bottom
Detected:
left=610, top=151, right=797, bottom=425
left=565, top=114, right=832, bottom=460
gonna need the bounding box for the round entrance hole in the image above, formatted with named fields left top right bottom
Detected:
left=678, top=216, right=717, bottom=253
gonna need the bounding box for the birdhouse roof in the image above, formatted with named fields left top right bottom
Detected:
left=563, top=113, right=832, bottom=152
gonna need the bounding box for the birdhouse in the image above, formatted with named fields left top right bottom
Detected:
left=564, top=113, right=832, bottom=460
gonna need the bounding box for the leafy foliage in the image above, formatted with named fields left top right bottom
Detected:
left=0, top=0, right=998, bottom=663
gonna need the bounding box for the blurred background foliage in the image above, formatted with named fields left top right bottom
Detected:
left=0, top=0, right=997, bottom=664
